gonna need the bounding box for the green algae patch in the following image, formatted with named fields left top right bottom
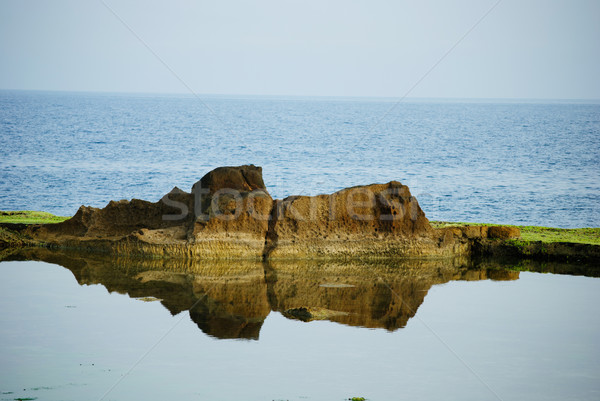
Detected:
left=430, top=221, right=600, bottom=245
left=0, top=211, right=69, bottom=225
left=518, top=226, right=600, bottom=245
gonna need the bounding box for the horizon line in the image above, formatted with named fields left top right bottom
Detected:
left=1, top=87, right=599, bottom=103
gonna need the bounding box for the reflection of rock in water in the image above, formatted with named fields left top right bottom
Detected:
left=189, top=302, right=265, bottom=340
left=7, top=248, right=272, bottom=340
left=265, top=259, right=520, bottom=330
left=188, top=271, right=270, bottom=340
left=12, top=247, right=588, bottom=340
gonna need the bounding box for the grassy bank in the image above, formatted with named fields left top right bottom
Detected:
left=1, top=211, right=598, bottom=246
left=430, top=221, right=600, bottom=246
left=0, top=211, right=69, bottom=224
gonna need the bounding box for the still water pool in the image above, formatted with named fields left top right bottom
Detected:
left=0, top=251, right=599, bottom=401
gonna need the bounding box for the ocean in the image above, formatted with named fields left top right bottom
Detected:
left=2, top=90, right=600, bottom=401
left=1, top=90, right=599, bottom=228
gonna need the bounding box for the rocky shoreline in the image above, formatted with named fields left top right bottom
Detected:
left=1, top=165, right=597, bottom=264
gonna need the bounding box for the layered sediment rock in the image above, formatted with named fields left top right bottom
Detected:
left=28, top=165, right=272, bottom=259
left=18, top=165, right=517, bottom=260
left=265, top=182, right=465, bottom=258
left=188, top=165, right=273, bottom=258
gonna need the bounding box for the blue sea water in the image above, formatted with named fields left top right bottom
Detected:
left=1, top=90, right=599, bottom=228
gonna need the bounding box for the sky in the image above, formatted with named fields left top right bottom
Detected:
left=0, top=0, right=599, bottom=99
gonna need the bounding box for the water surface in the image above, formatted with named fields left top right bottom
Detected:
left=1, top=250, right=599, bottom=401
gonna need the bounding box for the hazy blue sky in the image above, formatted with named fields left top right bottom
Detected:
left=1, top=0, right=599, bottom=99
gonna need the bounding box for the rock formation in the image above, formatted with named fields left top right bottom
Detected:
left=15, top=165, right=519, bottom=260
left=189, top=165, right=273, bottom=258
left=265, top=182, right=450, bottom=258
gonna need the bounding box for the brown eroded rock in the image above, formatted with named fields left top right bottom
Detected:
left=436, top=224, right=521, bottom=242
left=22, top=165, right=476, bottom=259
left=192, top=165, right=267, bottom=194
left=189, top=164, right=273, bottom=258
left=30, top=186, right=194, bottom=241
left=461, top=225, right=489, bottom=239
left=264, top=181, right=461, bottom=258
left=27, top=165, right=272, bottom=259
left=488, top=225, right=521, bottom=239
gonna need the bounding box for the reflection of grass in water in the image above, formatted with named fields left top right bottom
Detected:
left=430, top=221, right=600, bottom=245
left=14, top=398, right=37, bottom=401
